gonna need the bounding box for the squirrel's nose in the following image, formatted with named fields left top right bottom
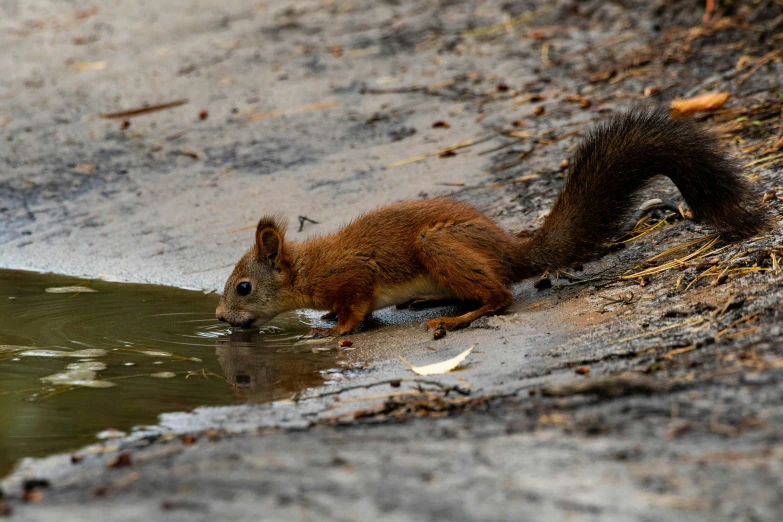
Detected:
left=216, top=310, right=227, bottom=323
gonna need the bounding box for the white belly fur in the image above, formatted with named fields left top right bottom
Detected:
left=371, top=275, right=454, bottom=310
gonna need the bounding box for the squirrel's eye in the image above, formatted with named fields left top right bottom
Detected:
left=236, top=282, right=252, bottom=296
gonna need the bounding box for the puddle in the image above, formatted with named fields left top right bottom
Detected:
left=0, top=269, right=343, bottom=477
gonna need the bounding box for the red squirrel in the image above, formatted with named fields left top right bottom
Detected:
left=216, top=109, right=771, bottom=338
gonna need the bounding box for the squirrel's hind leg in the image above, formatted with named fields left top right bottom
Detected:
left=416, top=228, right=513, bottom=332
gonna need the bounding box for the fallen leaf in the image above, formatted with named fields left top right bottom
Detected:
left=564, top=94, right=591, bottom=108
left=45, top=286, right=98, bottom=293
left=399, top=345, right=474, bottom=376
left=537, top=413, right=570, bottom=427
left=509, top=130, right=531, bottom=139
left=670, top=92, right=730, bottom=118
left=73, top=163, right=95, bottom=174
left=72, top=61, right=107, bottom=71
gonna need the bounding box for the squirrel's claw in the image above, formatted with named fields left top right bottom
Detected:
left=425, top=319, right=449, bottom=340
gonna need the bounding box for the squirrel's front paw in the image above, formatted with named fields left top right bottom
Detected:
left=301, top=327, right=336, bottom=340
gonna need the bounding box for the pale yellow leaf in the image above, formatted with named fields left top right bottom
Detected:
left=399, top=345, right=474, bottom=376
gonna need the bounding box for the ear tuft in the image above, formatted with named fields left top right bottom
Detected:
left=255, top=216, right=287, bottom=268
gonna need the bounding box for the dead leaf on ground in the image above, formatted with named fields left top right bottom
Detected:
left=670, top=92, right=730, bottom=118
left=399, top=345, right=474, bottom=376
left=72, top=61, right=106, bottom=71
left=73, top=163, right=95, bottom=174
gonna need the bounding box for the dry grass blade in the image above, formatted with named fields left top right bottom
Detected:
left=620, top=214, right=673, bottom=243
left=621, top=235, right=720, bottom=279
left=744, top=152, right=783, bottom=169
left=99, top=99, right=189, bottom=119
left=614, top=317, right=705, bottom=344
left=462, top=6, right=551, bottom=38
left=388, top=136, right=494, bottom=168
left=647, top=234, right=720, bottom=262
left=715, top=311, right=761, bottom=340
left=683, top=265, right=719, bottom=291
left=737, top=49, right=783, bottom=85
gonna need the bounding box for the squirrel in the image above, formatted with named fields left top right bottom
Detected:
left=216, top=108, right=771, bottom=338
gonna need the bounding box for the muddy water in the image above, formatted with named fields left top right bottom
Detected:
left=0, top=270, right=342, bottom=477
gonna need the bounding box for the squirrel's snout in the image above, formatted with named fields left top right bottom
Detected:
left=215, top=307, right=255, bottom=329
left=215, top=306, right=227, bottom=323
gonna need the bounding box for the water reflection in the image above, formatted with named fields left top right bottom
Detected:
left=0, top=269, right=339, bottom=477
left=215, top=329, right=337, bottom=403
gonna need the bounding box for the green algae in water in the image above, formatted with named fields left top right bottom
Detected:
left=0, top=269, right=341, bottom=478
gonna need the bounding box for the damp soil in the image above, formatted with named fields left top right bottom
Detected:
left=0, top=269, right=338, bottom=476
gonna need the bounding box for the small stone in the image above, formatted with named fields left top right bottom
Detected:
left=108, top=452, right=132, bottom=468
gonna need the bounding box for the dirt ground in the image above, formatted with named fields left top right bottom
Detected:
left=1, top=0, right=782, bottom=520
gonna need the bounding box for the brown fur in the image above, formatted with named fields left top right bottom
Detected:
left=216, top=109, right=772, bottom=336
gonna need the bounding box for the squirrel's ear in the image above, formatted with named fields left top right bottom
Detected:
left=255, top=217, right=285, bottom=268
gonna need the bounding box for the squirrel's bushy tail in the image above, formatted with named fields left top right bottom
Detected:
left=524, top=108, right=771, bottom=272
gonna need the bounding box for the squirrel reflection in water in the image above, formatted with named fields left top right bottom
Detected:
left=215, top=329, right=340, bottom=403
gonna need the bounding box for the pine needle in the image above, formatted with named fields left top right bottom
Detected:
left=621, top=235, right=720, bottom=280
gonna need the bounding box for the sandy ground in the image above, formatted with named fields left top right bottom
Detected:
left=1, top=0, right=783, bottom=520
